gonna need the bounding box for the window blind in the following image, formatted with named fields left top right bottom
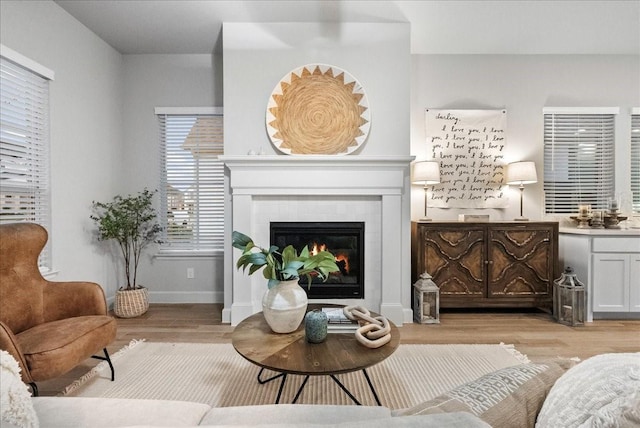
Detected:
left=0, top=56, right=51, bottom=268
left=543, top=112, right=615, bottom=214
left=158, top=112, right=224, bottom=251
left=632, top=114, right=640, bottom=214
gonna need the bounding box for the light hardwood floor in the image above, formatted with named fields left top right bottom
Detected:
left=37, top=304, right=640, bottom=396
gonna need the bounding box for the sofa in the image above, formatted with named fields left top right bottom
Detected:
left=2, top=350, right=639, bottom=428
left=28, top=399, right=488, bottom=428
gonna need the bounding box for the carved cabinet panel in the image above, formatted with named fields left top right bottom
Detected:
left=421, top=226, right=485, bottom=299
left=412, top=222, right=558, bottom=309
left=488, top=227, right=554, bottom=298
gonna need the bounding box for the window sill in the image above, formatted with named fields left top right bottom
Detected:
left=154, top=249, right=223, bottom=260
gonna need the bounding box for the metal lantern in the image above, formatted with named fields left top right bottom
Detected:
left=553, top=267, right=586, bottom=326
left=413, top=272, right=440, bottom=324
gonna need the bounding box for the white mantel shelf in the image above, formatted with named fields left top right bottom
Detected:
left=220, top=155, right=416, bottom=197
left=219, top=155, right=415, bottom=167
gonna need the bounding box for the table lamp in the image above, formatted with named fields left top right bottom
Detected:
left=507, top=161, right=537, bottom=221
left=412, top=161, right=440, bottom=222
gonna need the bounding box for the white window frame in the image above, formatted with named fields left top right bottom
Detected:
left=0, top=45, right=54, bottom=270
left=543, top=107, right=618, bottom=215
left=156, top=107, right=224, bottom=256
left=631, top=108, right=640, bottom=214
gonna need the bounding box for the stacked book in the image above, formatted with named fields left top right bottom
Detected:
left=322, top=307, right=360, bottom=333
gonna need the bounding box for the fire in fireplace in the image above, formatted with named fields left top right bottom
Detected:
left=270, top=222, right=365, bottom=299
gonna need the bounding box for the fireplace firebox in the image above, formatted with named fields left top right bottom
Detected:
left=270, top=222, right=364, bottom=299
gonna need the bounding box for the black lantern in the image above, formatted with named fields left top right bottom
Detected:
left=553, top=267, right=586, bottom=326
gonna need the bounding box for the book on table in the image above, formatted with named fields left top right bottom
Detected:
left=322, top=307, right=352, bottom=323
left=322, top=307, right=360, bottom=333
left=327, top=323, right=359, bottom=333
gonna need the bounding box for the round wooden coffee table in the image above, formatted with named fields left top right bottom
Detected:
left=232, top=305, right=400, bottom=405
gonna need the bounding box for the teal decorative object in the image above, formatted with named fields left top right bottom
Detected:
left=304, top=309, right=328, bottom=343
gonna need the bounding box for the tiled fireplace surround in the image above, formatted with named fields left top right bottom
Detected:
left=221, top=155, right=415, bottom=326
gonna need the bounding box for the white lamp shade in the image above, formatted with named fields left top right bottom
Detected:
left=412, top=161, right=440, bottom=185
left=506, top=161, right=537, bottom=185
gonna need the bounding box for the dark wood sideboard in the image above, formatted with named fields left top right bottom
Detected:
left=411, top=222, right=559, bottom=310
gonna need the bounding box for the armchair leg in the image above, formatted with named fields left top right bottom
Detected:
left=29, top=382, right=38, bottom=397
left=26, top=349, right=114, bottom=398
left=91, top=348, right=115, bottom=381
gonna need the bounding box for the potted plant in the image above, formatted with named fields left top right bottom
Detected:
left=91, top=189, right=163, bottom=318
left=232, top=231, right=339, bottom=333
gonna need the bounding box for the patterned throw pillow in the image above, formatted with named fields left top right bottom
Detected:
left=394, top=360, right=573, bottom=428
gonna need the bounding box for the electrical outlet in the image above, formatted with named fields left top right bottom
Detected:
left=187, top=268, right=195, bottom=279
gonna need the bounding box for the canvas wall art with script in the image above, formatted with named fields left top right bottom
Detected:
left=426, top=109, right=508, bottom=209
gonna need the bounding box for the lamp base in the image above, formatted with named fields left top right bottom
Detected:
left=514, top=217, right=529, bottom=222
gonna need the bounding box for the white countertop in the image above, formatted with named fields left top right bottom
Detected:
left=559, top=227, right=640, bottom=236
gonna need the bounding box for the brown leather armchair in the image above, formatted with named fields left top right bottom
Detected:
left=0, top=222, right=117, bottom=396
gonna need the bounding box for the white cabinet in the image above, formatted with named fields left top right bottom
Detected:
left=559, top=229, right=640, bottom=321
left=592, top=254, right=631, bottom=312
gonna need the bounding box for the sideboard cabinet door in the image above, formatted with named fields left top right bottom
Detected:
left=488, top=226, right=554, bottom=299
left=422, top=225, right=485, bottom=299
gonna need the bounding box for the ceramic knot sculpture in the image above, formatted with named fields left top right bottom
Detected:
left=343, top=305, right=392, bottom=349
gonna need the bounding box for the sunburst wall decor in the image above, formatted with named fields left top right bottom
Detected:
left=266, top=64, right=370, bottom=155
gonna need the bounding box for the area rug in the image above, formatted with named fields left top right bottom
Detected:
left=62, top=340, right=529, bottom=409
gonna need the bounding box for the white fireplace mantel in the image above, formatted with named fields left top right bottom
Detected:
left=221, top=155, right=414, bottom=195
left=221, top=155, right=415, bottom=326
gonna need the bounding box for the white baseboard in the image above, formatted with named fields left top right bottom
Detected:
left=402, top=308, right=414, bottom=325
left=222, top=307, right=232, bottom=324
left=379, top=303, right=408, bottom=326
left=230, top=302, right=255, bottom=326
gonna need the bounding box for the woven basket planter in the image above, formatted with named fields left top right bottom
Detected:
left=114, top=286, right=149, bottom=318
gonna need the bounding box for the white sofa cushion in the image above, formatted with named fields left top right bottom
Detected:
left=33, top=397, right=211, bottom=427
left=199, top=404, right=390, bottom=426
left=32, top=398, right=490, bottom=427
left=123, top=411, right=491, bottom=427
left=535, top=353, right=640, bottom=428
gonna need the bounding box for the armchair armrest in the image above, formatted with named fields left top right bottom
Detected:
left=0, top=321, right=33, bottom=384
left=43, top=281, right=109, bottom=322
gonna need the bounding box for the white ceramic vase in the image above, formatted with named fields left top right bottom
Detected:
left=262, top=279, right=308, bottom=333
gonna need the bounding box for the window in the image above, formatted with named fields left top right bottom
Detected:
left=631, top=110, right=640, bottom=214
left=0, top=47, right=53, bottom=269
left=157, top=108, right=224, bottom=252
left=543, top=108, right=617, bottom=214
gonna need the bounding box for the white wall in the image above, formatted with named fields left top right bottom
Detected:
left=0, top=0, right=124, bottom=294
left=410, top=54, right=640, bottom=223
left=223, top=22, right=411, bottom=156
left=121, top=54, right=224, bottom=303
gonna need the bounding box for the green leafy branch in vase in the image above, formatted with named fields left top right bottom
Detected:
left=232, top=231, right=340, bottom=289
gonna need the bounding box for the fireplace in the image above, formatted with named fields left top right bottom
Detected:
left=221, top=155, right=414, bottom=326
left=270, top=222, right=365, bottom=299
